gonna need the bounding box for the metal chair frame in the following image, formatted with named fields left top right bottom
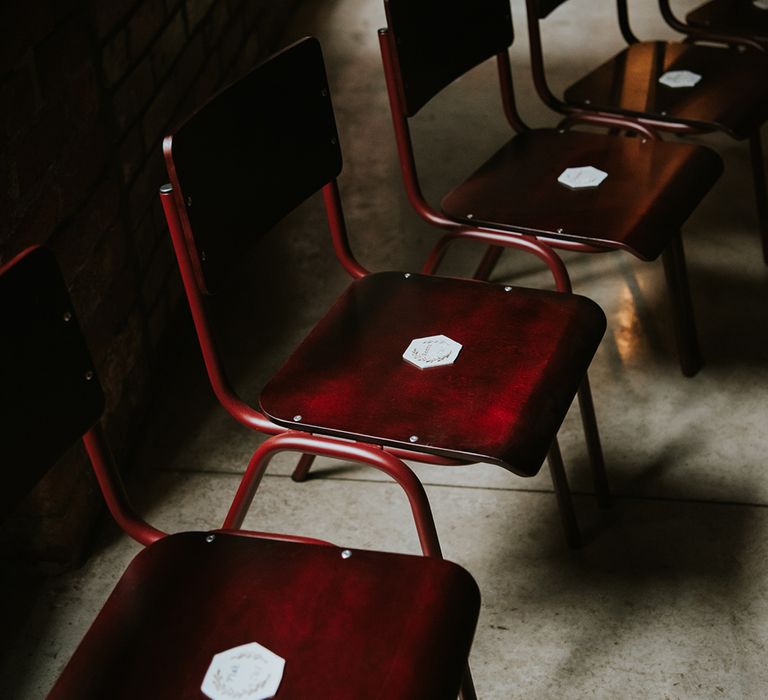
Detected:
left=160, top=164, right=600, bottom=555
left=159, top=36, right=612, bottom=573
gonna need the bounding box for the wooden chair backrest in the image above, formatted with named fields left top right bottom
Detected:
left=0, top=247, right=104, bottom=515
left=383, top=0, right=514, bottom=117
left=163, top=37, right=342, bottom=294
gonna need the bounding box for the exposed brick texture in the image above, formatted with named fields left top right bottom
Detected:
left=1, top=0, right=301, bottom=565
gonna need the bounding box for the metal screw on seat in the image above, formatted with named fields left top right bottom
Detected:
left=341, top=549, right=352, bottom=559
left=206, top=534, right=216, bottom=543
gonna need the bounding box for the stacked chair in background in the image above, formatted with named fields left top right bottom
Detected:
left=1, top=246, right=481, bottom=700
left=660, top=0, right=768, bottom=49
left=379, top=0, right=724, bottom=378
left=525, top=0, right=768, bottom=263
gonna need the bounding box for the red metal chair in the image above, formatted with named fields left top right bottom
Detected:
left=1, top=246, right=481, bottom=700
left=525, top=0, right=768, bottom=264
left=379, top=0, right=723, bottom=380
left=662, top=0, right=768, bottom=50
left=159, top=36, right=609, bottom=555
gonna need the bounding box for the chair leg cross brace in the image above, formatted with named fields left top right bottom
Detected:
left=224, top=431, right=443, bottom=558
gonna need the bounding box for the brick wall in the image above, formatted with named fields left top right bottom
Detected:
left=1, top=0, right=300, bottom=565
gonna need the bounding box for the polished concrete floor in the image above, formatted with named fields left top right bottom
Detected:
left=4, top=0, right=768, bottom=698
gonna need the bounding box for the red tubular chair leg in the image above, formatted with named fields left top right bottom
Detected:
left=577, top=376, right=611, bottom=509
left=473, top=245, right=505, bottom=281
left=661, top=234, right=702, bottom=377
left=459, top=669, right=478, bottom=700
left=422, top=233, right=459, bottom=275
left=291, top=453, right=316, bottom=482
left=224, top=431, right=443, bottom=558
left=547, top=438, right=581, bottom=549
left=749, top=130, right=768, bottom=266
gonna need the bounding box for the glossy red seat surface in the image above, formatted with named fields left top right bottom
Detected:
left=442, top=128, right=722, bottom=262
left=49, top=533, right=479, bottom=700
left=687, top=0, right=768, bottom=45
left=261, top=272, right=605, bottom=476
left=1, top=246, right=481, bottom=700
left=563, top=41, right=768, bottom=140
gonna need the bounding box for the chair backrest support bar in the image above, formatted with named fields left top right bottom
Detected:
left=617, top=0, right=640, bottom=43
left=82, top=424, right=165, bottom=546
left=158, top=186, right=282, bottom=435
left=496, top=50, right=530, bottom=133
left=378, top=28, right=459, bottom=229
left=524, top=0, right=570, bottom=113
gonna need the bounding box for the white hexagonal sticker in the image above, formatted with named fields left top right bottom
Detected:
left=403, top=334, right=462, bottom=369
left=658, top=70, right=702, bottom=88
left=557, top=166, right=608, bottom=190
left=201, top=642, right=285, bottom=700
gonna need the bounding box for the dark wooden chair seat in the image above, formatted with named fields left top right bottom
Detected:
left=261, top=271, right=605, bottom=477
left=441, top=128, right=722, bottom=262
left=564, top=41, right=768, bottom=140
left=48, top=533, right=479, bottom=700
left=687, top=0, right=768, bottom=46
left=1, top=246, right=481, bottom=700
